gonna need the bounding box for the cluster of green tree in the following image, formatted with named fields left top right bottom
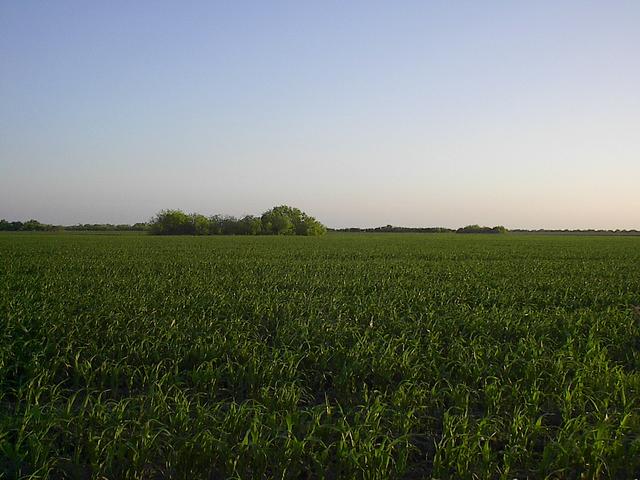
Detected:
left=63, top=223, right=148, bottom=232
left=456, top=225, right=508, bottom=234
left=149, top=205, right=326, bottom=236
left=0, top=219, right=58, bottom=231
left=330, top=225, right=454, bottom=233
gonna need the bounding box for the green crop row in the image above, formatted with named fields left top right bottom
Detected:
left=1, top=233, right=639, bottom=479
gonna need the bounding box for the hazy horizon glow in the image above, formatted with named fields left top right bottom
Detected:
left=1, top=1, right=639, bottom=229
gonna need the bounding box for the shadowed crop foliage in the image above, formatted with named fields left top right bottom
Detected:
left=1, top=233, right=640, bottom=479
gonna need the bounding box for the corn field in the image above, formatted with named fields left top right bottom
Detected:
left=1, top=233, right=639, bottom=479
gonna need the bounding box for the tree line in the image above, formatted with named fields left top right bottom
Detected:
left=65, top=223, right=148, bottom=232
left=0, top=206, right=326, bottom=235
left=149, top=205, right=327, bottom=236
left=0, top=219, right=147, bottom=232
left=5, top=217, right=637, bottom=235
left=331, top=225, right=454, bottom=233
left=0, top=219, right=59, bottom=231
left=331, top=224, right=508, bottom=234
left=0, top=219, right=505, bottom=235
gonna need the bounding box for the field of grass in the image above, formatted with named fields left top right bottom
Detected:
left=1, top=232, right=640, bottom=479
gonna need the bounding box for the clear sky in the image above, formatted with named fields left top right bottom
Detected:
left=1, top=1, right=639, bottom=229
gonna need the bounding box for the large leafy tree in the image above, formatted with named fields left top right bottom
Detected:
left=261, top=205, right=326, bottom=236
left=149, top=210, right=194, bottom=235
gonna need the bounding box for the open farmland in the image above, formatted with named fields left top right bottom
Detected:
left=1, top=232, right=640, bottom=479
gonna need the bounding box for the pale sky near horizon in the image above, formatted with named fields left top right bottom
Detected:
left=1, top=1, right=639, bottom=229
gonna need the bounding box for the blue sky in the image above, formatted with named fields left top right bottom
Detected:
left=1, top=1, right=639, bottom=228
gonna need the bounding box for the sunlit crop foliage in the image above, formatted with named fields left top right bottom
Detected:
left=1, top=233, right=639, bottom=478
